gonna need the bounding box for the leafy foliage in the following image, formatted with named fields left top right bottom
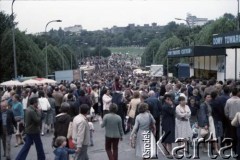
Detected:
left=0, top=29, right=45, bottom=81
left=0, top=11, right=237, bottom=81
left=141, top=39, right=160, bottom=66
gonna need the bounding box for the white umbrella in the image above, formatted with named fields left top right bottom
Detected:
left=0, top=80, right=22, bottom=86
left=22, top=79, right=41, bottom=86
left=41, top=78, right=57, bottom=84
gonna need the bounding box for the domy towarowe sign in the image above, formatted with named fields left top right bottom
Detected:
left=213, top=31, right=240, bottom=48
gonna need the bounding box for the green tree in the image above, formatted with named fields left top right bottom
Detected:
left=155, top=36, right=183, bottom=73
left=91, top=45, right=111, bottom=57
left=194, top=14, right=236, bottom=45
left=0, top=29, right=45, bottom=80
left=100, top=48, right=111, bottom=57
left=141, top=39, right=160, bottom=66
left=43, top=44, right=64, bottom=74
left=59, top=44, right=78, bottom=69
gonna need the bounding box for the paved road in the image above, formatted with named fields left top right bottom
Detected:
left=1, top=119, right=236, bottom=160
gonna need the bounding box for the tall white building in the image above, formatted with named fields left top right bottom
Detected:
left=186, top=13, right=208, bottom=27
left=64, top=25, right=82, bottom=34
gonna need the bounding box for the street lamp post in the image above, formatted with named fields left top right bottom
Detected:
left=45, top=19, right=62, bottom=78
left=68, top=33, right=74, bottom=70
left=175, top=18, right=191, bottom=46
left=152, top=50, right=154, bottom=64
left=71, top=52, right=72, bottom=70
left=235, top=0, right=239, bottom=81
left=11, top=0, right=17, bottom=79
left=238, top=0, right=240, bottom=30
left=61, top=49, right=64, bottom=70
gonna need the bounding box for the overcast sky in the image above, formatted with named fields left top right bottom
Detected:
left=0, top=0, right=238, bottom=34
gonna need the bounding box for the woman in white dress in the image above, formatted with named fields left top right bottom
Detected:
left=175, top=96, right=192, bottom=153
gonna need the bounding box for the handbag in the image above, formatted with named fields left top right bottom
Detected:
left=147, top=113, right=158, bottom=159
left=67, top=122, right=73, bottom=139
left=200, top=128, right=209, bottom=138
left=68, top=138, right=75, bottom=149
left=130, top=133, right=137, bottom=148
left=148, top=113, right=155, bottom=134
left=15, top=116, right=22, bottom=122
left=130, top=117, right=139, bottom=149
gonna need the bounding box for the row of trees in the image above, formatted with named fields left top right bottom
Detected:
left=0, top=12, right=111, bottom=81
left=0, top=11, right=237, bottom=81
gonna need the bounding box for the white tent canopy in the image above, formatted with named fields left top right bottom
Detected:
left=1, top=78, right=57, bottom=87
left=0, top=80, right=22, bottom=86
left=22, top=78, right=57, bottom=86
left=38, top=78, right=57, bottom=84
left=22, top=79, right=41, bottom=86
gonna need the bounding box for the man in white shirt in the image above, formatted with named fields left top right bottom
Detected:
left=102, top=89, right=112, bottom=116
left=72, top=104, right=90, bottom=160
left=22, top=90, right=29, bottom=111
left=38, top=91, right=51, bottom=136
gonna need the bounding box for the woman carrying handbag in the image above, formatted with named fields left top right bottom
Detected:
left=130, top=103, right=157, bottom=160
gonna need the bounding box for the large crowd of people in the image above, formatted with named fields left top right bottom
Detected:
left=0, top=54, right=240, bottom=160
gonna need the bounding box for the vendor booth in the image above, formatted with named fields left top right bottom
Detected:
left=213, top=31, right=240, bottom=81
left=167, top=46, right=226, bottom=80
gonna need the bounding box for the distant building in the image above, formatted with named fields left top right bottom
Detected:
left=128, top=23, right=135, bottom=28
left=64, top=25, right=83, bottom=34
left=103, top=23, right=163, bottom=34
left=103, top=27, right=111, bottom=33
left=144, top=24, right=150, bottom=27
left=152, top=23, right=157, bottom=27
left=186, top=13, right=208, bottom=27
left=34, top=32, right=44, bottom=36
left=110, top=26, right=126, bottom=34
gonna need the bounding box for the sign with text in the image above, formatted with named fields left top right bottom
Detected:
left=213, top=31, right=240, bottom=48
left=168, top=47, right=193, bottom=58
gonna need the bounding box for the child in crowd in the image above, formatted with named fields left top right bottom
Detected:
left=87, top=115, right=95, bottom=146
left=191, top=122, right=199, bottom=147
left=54, top=136, right=76, bottom=160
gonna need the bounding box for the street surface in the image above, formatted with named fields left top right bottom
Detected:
left=1, top=118, right=235, bottom=160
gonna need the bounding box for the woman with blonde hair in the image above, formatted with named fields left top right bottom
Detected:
left=127, top=91, right=141, bottom=130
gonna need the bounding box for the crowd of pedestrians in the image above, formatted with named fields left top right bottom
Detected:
left=0, top=54, right=240, bottom=160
